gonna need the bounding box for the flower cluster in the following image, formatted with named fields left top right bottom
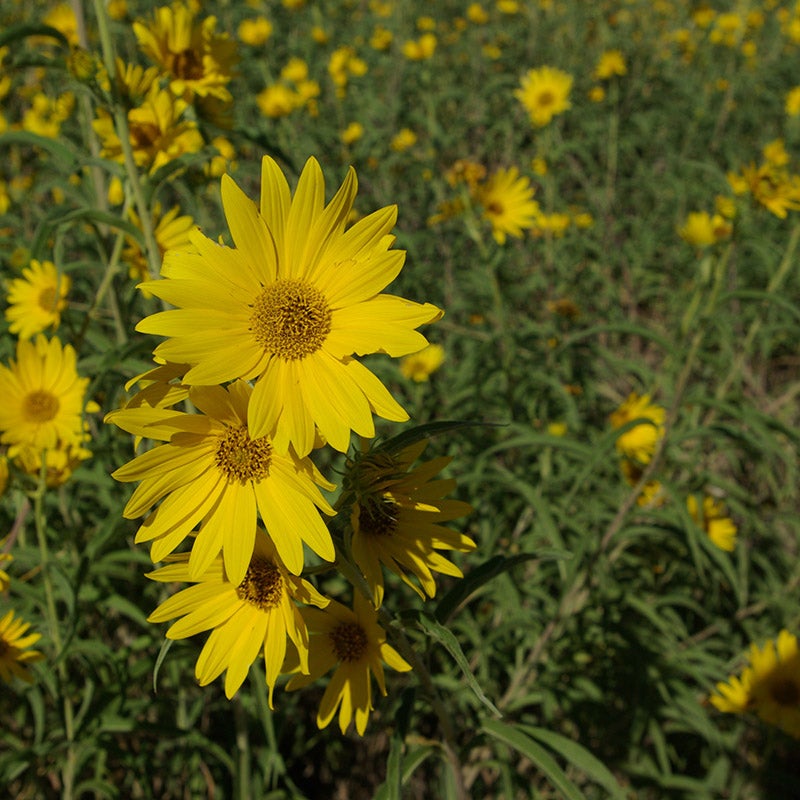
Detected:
left=107, top=156, right=473, bottom=734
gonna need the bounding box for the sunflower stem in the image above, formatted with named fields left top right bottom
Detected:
left=33, top=455, right=76, bottom=800
left=233, top=696, right=252, bottom=800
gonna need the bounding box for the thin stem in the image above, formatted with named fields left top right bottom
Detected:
left=233, top=697, right=251, bottom=800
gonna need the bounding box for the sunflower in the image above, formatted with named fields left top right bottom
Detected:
left=687, top=494, right=737, bottom=551
left=711, top=629, right=800, bottom=738
left=609, top=392, right=666, bottom=464
left=136, top=156, right=442, bottom=457
left=0, top=335, right=90, bottom=454
left=347, top=440, right=474, bottom=607
left=0, top=609, right=45, bottom=684
left=13, top=435, right=92, bottom=487
left=4, top=259, right=70, bottom=340
left=286, top=594, right=411, bottom=735
left=515, top=66, right=573, bottom=127
left=148, top=530, right=329, bottom=703
left=133, top=2, right=237, bottom=103
left=106, top=380, right=335, bottom=583
left=473, top=166, right=540, bottom=244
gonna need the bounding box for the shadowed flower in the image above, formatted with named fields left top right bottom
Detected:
left=106, top=380, right=335, bottom=582
left=5, top=260, right=70, bottom=339
left=687, top=494, right=737, bottom=551
left=0, top=609, right=44, bottom=684
left=148, top=530, right=329, bottom=703
left=136, top=156, right=442, bottom=457
left=711, top=629, right=800, bottom=738
left=286, top=594, right=411, bottom=735
left=347, top=440, right=474, bottom=606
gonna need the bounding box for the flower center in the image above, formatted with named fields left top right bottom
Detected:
left=171, top=50, right=205, bottom=81
left=250, top=279, right=332, bottom=360
left=330, top=621, right=369, bottom=662
left=214, top=425, right=272, bottom=482
left=770, top=677, right=800, bottom=707
left=237, top=557, right=283, bottom=610
left=38, top=286, right=57, bottom=312
left=23, top=390, right=60, bottom=423
left=486, top=201, right=504, bottom=217
left=537, top=90, right=555, bottom=108
left=359, top=497, right=399, bottom=537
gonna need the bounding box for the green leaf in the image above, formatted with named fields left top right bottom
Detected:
left=435, top=551, right=569, bottom=624
left=0, top=22, right=69, bottom=48
left=482, top=719, right=587, bottom=800
left=417, top=613, right=501, bottom=717
left=378, top=419, right=505, bottom=456
left=153, top=638, right=174, bottom=693
left=518, top=725, right=629, bottom=800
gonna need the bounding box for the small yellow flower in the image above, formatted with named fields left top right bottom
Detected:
left=256, top=84, right=299, bottom=117
left=785, top=86, right=800, bottom=117
left=370, top=26, right=393, bottom=50
left=547, top=421, right=567, bottom=437
left=0, top=549, right=11, bottom=591
left=497, top=0, right=519, bottom=12
left=593, top=49, right=627, bottom=80
left=678, top=211, right=732, bottom=247
left=467, top=3, right=489, bottom=24
left=311, top=26, right=329, bottom=44
left=402, top=33, right=437, bottom=60
left=609, top=392, right=665, bottom=464
left=0, top=610, right=45, bottom=684
left=763, top=139, right=790, bottom=167
left=390, top=128, right=417, bottom=152
left=474, top=166, right=540, bottom=244
left=516, top=66, right=572, bottom=127
left=340, top=121, right=364, bottom=145
left=687, top=495, right=737, bottom=551
left=5, top=260, right=70, bottom=340
left=238, top=17, right=273, bottom=46
left=107, top=0, right=127, bottom=20
left=400, top=344, right=445, bottom=382
left=588, top=85, right=605, bottom=103
left=715, top=195, right=737, bottom=219
left=281, top=57, right=309, bottom=84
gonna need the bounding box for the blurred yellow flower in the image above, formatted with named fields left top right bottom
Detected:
left=734, top=162, right=800, bottom=218
left=238, top=17, right=273, bottom=46
left=711, top=630, right=800, bottom=738
left=678, top=211, right=732, bottom=247
left=256, top=83, right=299, bottom=117
left=609, top=392, right=665, bottom=464
left=467, top=3, right=489, bottom=23
left=400, top=344, right=445, bottom=382
left=588, top=85, right=605, bottom=103
left=516, top=66, right=572, bottom=126
left=474, top=166, right=539, bottom=244
left=21, top=92, right=74, bottom=138
left=340, top=121, right=364, bottom=145
left=402, top=33, right=437, bottom=60
left=5, top=259, right=70, bottom=340
left=785, top=86, right=800, bottom=117
left=620, top=460, right=666, bottom=508
left=687, top=494, right=737, bottom=551
left=13, top=436, right=93, bottom=487
left=43, top=3, right=79, bottom=45
left=370, top=25, right=393, bottom=50
left=594, top=49, right=627, bottom=80
left=763, top=139, right=790, bottom=167
left=0, top=549, right=11, bottom=591
left=547, top=421, right=567, bottom=437
left=390, top=128, right=417, bottom=152
left=0, top=610, right=44, bottom=684
left=311, top=26, right=329, bottom=44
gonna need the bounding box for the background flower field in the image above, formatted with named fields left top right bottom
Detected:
left=2, top=0, right=800, bottom=798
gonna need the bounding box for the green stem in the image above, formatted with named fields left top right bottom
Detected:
left=233, top=697, right=251, bottom=800
left=33, top=456, right=76, bottom=800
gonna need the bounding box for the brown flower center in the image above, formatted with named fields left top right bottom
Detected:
left=215, top=425, right=272, bottom=482
left=358, top=497, right=399, bottom=537
left=770, top=677, right=800, bottom=707
left=38, top=287, right=57, bottom=312
left=537, top=90, right=555, bottom=108
left=250, top=279, right=332, bottom=360
left=330, top=621, right=369, bottom=662
left=170, top=50, right=205, bottom=81
left=237, top=557, right=283, bottom=610
left=23, top=390, right=60, bottom=423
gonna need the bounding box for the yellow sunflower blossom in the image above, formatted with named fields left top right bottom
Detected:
left=21, top=92, right=74, bottom=139
left=148, top=530, right=329, bottom=703
left=0, top=609, right=45, bottom=684
left=729, top=162, right=800, bottom=219
left=133, top=2, right=237, bottom=103
left=347, top=440, right=474, bottom=607
left=786, top=86, right=800, bottom=117
left=5, top=259, right=70, bottom=340
left=609, top=392, right=666, bottom=464
left=402, top=33, right=437, bottom=60
left=136, top=156, right=442, bottom=458
left=473, top=166, right=540, bottom=244
left=238, top=17, right=273, bottom=46
left=678, top=211, right=732, bottom=247
left=106, top=380, right=336, bottom=583
left=400, top=344, right=445, bottom=382
left=0, top=335, right=90, bottom=455
left=593, top=49, right=627, bottom=80
left=390, top=128, right=417, bottom=152
left=13, top=434, right=93, bottom=487
left=687, top=494, right=737, bottom=551
left=515, top=66, right=572, bottom=127
left=711, top=630, right=800, bottom=738
left=93, top=84, right=204, bottom=175
left=286, top=595, right=411, bottom=735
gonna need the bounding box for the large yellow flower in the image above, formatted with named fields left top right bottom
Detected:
left=515, top=66, right=572, bottom=127
left=609, top=392, right=666, bottom=464
left=133, top=2, right=237, bottom=103
left=474, top=166, right=540, bottom=244
left=286, top=594, right=411, bottom=735
left=137, top=157, right=442, bottom=457
left=0, top=335, right=89, bottom=454
left=148, top=530, right=329, bottom=703
left=347, top=440, right=474, bottom=607
left=0, top=609, right=44, bottom=684
left=5, top=259, right=70, bottom=340
left=711, top=629, right=800, bottom=738
left=106, top=380, right=335, bottom=582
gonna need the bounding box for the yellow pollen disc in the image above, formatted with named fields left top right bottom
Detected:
left=359, top=497, right=399, bottom=537
left=330, top=621, right=369, bottom=662
left=770, top=678, right=800, bottom=707
left=38, top=286, right=57, bottom=312
left=23, top=390, right=60, bottom=423
left=214, top=425, right=272, bottom=482
left=237, top=557, right=283, bottom=610
left=250, top=279, right=332, bottom=360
